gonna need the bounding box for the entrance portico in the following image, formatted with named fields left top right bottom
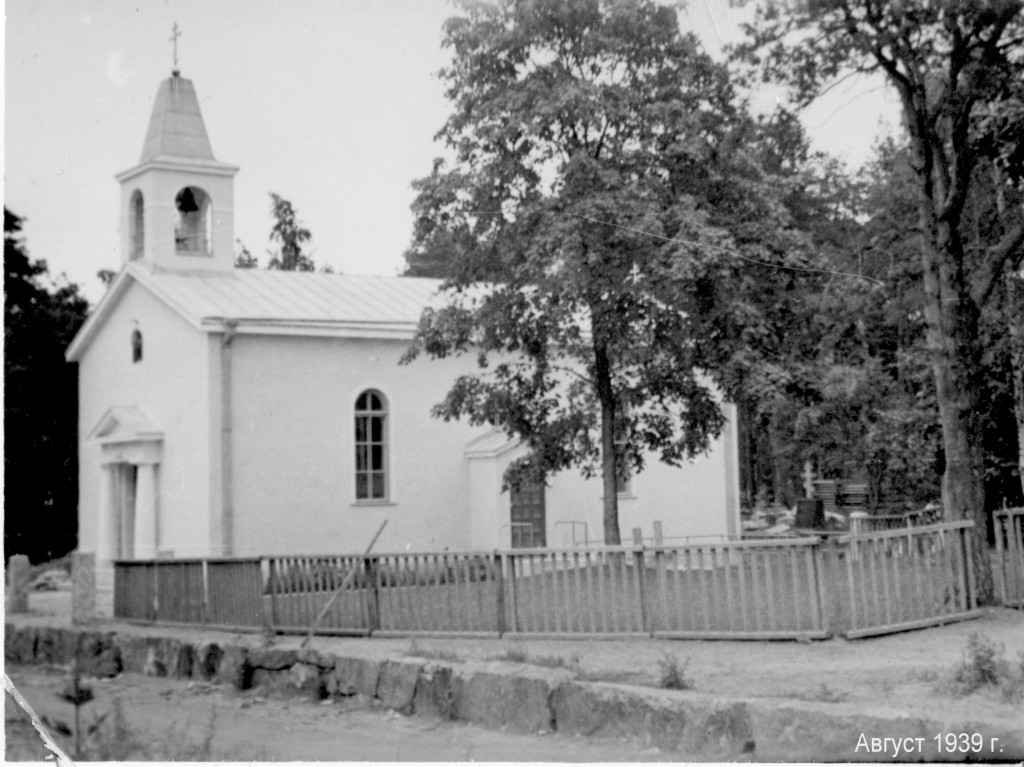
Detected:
left=89, top=407, right=163, bottom=615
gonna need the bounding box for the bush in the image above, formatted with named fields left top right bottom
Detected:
left=657, top=653, right=693, bottom=691
left=946, top=633, right=1024, bottom=702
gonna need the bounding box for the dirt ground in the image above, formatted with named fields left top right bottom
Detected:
left=5, top=591, right=1024, bottom=760
left=3, top=664, right=679, bottom=762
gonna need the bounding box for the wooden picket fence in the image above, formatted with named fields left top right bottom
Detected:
left=994, top=508, right=1024, bottom=608
left=114, top=520, right=993, bottom=641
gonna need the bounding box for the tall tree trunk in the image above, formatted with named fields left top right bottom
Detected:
left=995, top=168, right=1024, bottom=503
left=768, top=405, right=791, bottom=508
left=738, top=401, right=756, bottom=508
left=920, top=218, right=993, bottom=602
left=1007, top=270, right=1024, bottom=501
left=593, top=338, right=621, bottom=545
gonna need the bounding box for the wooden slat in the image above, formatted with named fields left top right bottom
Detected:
left=737, top=548, right=750, bottom=632
left=722, top=547, right=735, bottom=632
left=764, top=548, right=777, bottom=632
left=697, top=548, right=710, bottom=631
left=788, top=546, right=802, bottom=631
left=876, top=538, right=892, bottom=627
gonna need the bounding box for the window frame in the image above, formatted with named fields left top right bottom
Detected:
left=353, top=388, right=390, bottom=504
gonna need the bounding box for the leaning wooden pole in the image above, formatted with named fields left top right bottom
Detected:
left=301, top=520, right=387, bottom=648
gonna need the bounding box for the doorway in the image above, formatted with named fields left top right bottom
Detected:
left=510, top=480, right=546, bottom=548
left=114, top=464, right=138, bottom=559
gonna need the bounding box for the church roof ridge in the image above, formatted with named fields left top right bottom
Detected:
left=139, top=73, right=217, bottom=163
left=66, top=267, right=445, bottom=360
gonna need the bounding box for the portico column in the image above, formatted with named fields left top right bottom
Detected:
left=133, top=463, right=158, bottom=559
left=96, top=464, right=118, bottom=564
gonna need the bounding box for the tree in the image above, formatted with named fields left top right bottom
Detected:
left=235, top=239, right=258, bottom=269
left=737, top=0, right=1024, bottom=600
left=4, top=208, right=89, bottom=562
left=402, top=0, right=805, bottom=544
left=266, top=193, right=315, bottom=271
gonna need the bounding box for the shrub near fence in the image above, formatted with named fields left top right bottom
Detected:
left=113, top=521, right=989, bottom=641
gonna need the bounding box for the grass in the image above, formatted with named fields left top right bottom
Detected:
left=405, top=639, right=464, bottom=663
left=492, top=646, right=582, bottom=671
left=943, top=632, right=1024, bottom=703
left=791, top=683, right=849, bottom=703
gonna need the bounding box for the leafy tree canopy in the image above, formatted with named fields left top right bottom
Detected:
left=4, top=208, right=89, bottom=562
left=266, top=193, right=315, bottom=271
left=403, top=0, right=828, bottom=543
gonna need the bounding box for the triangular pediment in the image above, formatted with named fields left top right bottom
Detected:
left=89, top=407, right=163, bottom=444
left=465, top=429, right=521, bottom=459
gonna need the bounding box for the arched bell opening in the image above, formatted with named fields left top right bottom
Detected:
left=174, top=186, right=212, bottom=255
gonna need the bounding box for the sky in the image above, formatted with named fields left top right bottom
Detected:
left=4, top=0, right=902, bottom=305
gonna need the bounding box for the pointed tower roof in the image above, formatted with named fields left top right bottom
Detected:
left=139, top=73, right=217, bottom=163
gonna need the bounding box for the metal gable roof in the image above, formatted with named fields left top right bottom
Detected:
left=140, top=268, right=442, bottom=324
left=66, top=263, right=444, bottom=360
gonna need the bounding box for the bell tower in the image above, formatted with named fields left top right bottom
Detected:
left=115, top=65, right=239, bottom=271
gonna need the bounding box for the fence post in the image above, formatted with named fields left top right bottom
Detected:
left=6, top=555, right=31, bottom=614
left=810, top=541, right=827, bottom=636
left=507, top=553, right=520, bottom=633
left=364, top=556, right=381, bottom=634
left=150, top=561, right=159, bottom=623
left=635, top=546, right=651, bottom=636
left=72, top=552, right=97, bottom=625
left=201, top=559, right=209, bottom=626
left=493, top=552, right=507, bottom=635
left=994, top=513, right=1007, bottom=606
left=963, top=525, right=978, bottom=611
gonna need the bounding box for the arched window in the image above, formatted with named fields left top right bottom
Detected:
left=129, top=190, right=145, bottom=260
left=174, top=186, right=212, bottom=254
left=131, top=329, right=143, bottom=363
left=355, top=390, right=388, bottom=501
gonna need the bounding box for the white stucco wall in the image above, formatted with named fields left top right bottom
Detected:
left=228, top=334, right=485, bottom=556
left=466, top=406, right=741, bottom=551
left=77, top=282, right=213, bottom=557
left=227, top=331, right=740, bottom=556
left=78, top=291, right=741, bottom=560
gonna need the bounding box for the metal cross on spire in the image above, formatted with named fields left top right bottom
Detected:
left=170, top=22, right=182, bottom=74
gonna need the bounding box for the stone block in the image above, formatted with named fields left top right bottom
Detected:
left=141, top=638, right=193, bottom=678
left=75, top=632, right=122, bottom=678
left=118, top=635, right=156, bottom=674
left=413, top=662, right=460, bottom=720
left=551, top=681, right=754, bottom=755
left=297, top=646, right=336, bottom=669
left=71, top=552, right=97, bottom=625
left=376, top=659, right=422, bottom=713
left=6, top=555, right=30, bottom=613
left=455, top=662, right=568, bottom=733
left=248, top=647, right=298, bottom=670
left=214, top=645, right=252, bottom=690
left=192, top=642, right=224, bottom=681
left=252, top=662, right=326, bottom=699
left=331, top=656, right=380, bottom=698
left=34, top=627, right=79, bottom=666
left=4, top=625, right=37, bottom=664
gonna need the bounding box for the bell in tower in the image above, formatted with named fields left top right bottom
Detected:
left=115, top=32, right=238, bottom=272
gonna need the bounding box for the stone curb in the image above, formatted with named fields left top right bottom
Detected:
left=5, top=623, right=1022, bottom=761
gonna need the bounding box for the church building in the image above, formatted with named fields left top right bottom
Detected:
left=67, top=70, right=741, bottom=615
